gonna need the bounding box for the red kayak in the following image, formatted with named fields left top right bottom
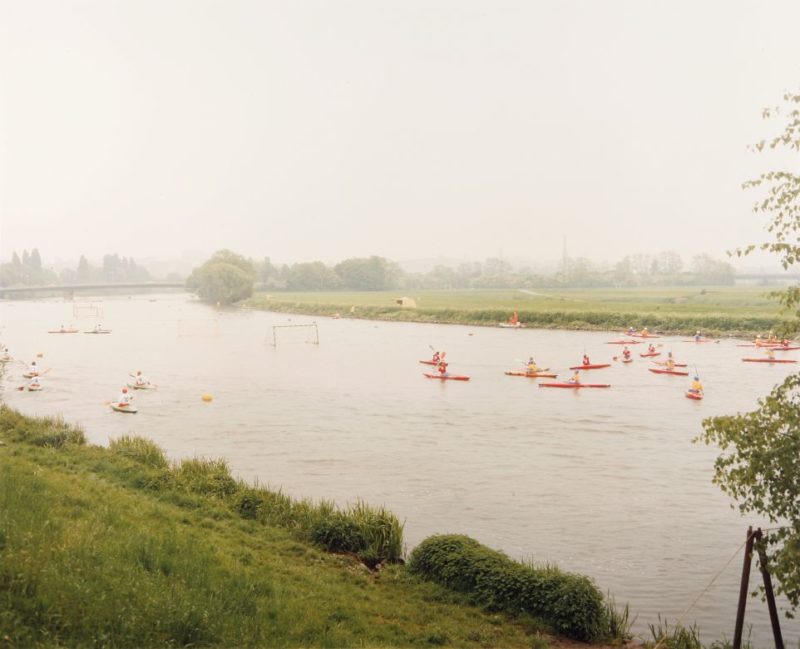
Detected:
left=606, top=340, right=642, bottom=345
left=504, top=371, right=558, bottom=378
left=685, top=390, right=703, bottom=401
left=539, top=382, right=610, bottom=389
left=423, top=373, right=471, bottom=381
left=640, top=352, right=660, bottom=358
left=652, top=360, right=687, bottom=367
left=741, top=358, right=797, bottom=364
left=649, top=368, right=690, bottom=376
left=621, top=358, right=633, bottom=364
left=569, top=363, right=611, bottom=370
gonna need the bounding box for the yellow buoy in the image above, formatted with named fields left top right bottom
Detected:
left=201, top=393, right=213, bottom=402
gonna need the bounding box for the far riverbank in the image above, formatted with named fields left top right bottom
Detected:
left=243, top=286, right=789, bottom=337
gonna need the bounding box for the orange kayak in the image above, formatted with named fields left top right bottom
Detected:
left=423, top=373, right=470, bottom=381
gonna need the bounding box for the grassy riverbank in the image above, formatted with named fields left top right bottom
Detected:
left=0, top=406, right=630, bottom=648
left=244, top=287, right=789, bottom=336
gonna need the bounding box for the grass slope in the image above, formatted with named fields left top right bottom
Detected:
left=0, top=408, right=582, bottom=648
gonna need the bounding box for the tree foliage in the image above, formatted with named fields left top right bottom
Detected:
left=186, top=250, right=255, bottom=304
left=701, top=90, right=800, bottom=616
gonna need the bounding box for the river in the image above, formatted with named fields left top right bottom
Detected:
left=1, top=293, right=797, bottom=645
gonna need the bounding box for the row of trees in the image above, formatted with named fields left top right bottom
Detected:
left=0, top=251, right=151, bottom=287
left=247, top=251, right=735, bottom=292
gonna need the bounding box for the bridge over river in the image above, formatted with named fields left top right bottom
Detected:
left=0, top=282, right=186, bottom=298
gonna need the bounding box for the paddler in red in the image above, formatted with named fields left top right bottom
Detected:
left=432, top=350, right=441, bottom=363
left=582, top=354, right=590, bottom=366
left=622, top=347, right=631, bottom=360
left=437, top=360, right=449, bottom=376
left=647, top=343, right=656, bottom=354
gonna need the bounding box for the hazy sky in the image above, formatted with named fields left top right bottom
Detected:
left=1, top=1, right=799, bottom=267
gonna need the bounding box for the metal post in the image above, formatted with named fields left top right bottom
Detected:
left=733, top=526, right=755, bottom=649
left=754, top=529, right=784, bottom=649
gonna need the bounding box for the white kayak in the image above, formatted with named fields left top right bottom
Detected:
left=127, top=383, right=156, bottom=390
left=111, top=403, right=138, bottom=414
left=27, top=385, right=43, bottom=392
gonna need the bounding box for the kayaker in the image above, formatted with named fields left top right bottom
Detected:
left=28, top=376, right=41, bottom=389
left=627, top=326, right=636, bottom=335
left=582, top=354, right=590, bottom=366
left=694, top=331, right=702, bottom=341
left=665, top=356, right=676, bottom=371
left=641, top=326, right=649, bottom=337
left=437, top=360, right=449, bottom=376
left=526, top=358, right=540, bottom=374
left=28, top=361, right=39, bottom=376
left=510, top=311, right=519, bottom=325
left=568, top=370, right=581, bottom=384
left=622, top=347, right=631, bottom=360
left=94, top=323, right=103, bottom=333
left=689, top=376, right=704, bottom=395
left=765, top=347, right=776, bottom=360
left=117, top=387, right=132, bottom=407
left=432, top=351, right=441, bottom=363
left=647, top=344, right=656, bottom=354
left=134, top=371, right=150, bottom=387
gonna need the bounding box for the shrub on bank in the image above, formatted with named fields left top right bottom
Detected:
left=0, top=406, right=85, bottom=447
left=109, top=435, right=169, bottom=469
left=408, top=534, right=606, bottom=642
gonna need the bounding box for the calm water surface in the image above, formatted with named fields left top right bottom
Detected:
left=1, top=294, right=798, bottom=645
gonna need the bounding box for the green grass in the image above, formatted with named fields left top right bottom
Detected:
left=0, top=406, right=574, bottom=647
left=245, top=287, right=791, bottom=336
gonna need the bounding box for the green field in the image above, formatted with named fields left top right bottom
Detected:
left=245, top=286, right=792, bottom=336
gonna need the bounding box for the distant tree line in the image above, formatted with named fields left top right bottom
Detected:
left=188, top=249, right=738, bottom=305
left=253, top=250, right=735, bottom=291
left=0, top=250, right=151, bottom=287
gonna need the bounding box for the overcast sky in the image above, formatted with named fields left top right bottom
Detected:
left=1, top=1, right=799, bottom=268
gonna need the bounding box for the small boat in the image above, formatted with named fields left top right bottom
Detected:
left=127, top=383, right=156, bottom=390
left=685, top=390, right=703, bottom=401
left=111, top=403, right=138, bottom=413
left=504, top=371, right=558, bottom=378
left=499, top=322, right=523, bottom=329
left=48, top=328, right=79, bottom=334
left=649, top=368, right=690, bottom=376
left=605, top=340, right=642, bottom=345
left=84, top=329, right=112, bottom=334
left=22, top=372, right=40, bottom=379
left=639, top=352, right=661, bottom=358
left=568, top=363, right=611, bottom=370
left=423, top=373, right=470, bottom=381
left=621, top=358, right=633, bottom=364
left=27, top=384, right=43, bottom=392
left=741, top=358, right=797, bottom=364
left=0, top=356, right=12, bottom=363
left=652, top=360, right=687, bottom=367
left=538, top=382, right=610, bottom=389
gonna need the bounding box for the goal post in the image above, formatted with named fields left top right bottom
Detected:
left=270, top=323, right=319, bottom=347
left=73, top=302, right=102, bottom=319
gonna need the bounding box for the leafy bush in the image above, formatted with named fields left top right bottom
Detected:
left=408, top=535, right=606, bottom=641
left=310, top=513, right=366, bottom=554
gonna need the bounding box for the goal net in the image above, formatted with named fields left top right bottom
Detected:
left=73, top=302, right=102, bottom=319
left=270, top=323, right=319, bottom=347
